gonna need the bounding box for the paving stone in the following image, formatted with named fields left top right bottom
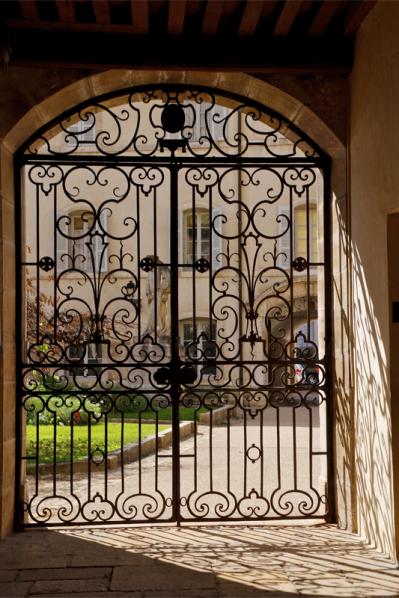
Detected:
left=30, top=578, right=109, bottom=594
left=0, top=581, right=32, bottom=597
left=0, top=556, right=69, bottom=570
left=69, top=552, right=149, bottom=567
left=218, top=580, right=297, bottom=597
left=111, top=564, right=217, bottom=591
left=17, top=567, right=112, bottom=581
left=1, top=525, right=399, bottom=597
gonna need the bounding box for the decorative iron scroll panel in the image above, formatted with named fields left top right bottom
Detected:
left=17, top=86, right=331, bottom=526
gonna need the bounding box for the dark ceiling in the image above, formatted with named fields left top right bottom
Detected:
left=0, top=0, right=377, bottom=72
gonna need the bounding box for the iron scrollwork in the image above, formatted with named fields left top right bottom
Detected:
left=18, top=85, right=330, bottom=526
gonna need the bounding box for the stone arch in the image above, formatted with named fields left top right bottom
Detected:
left=0, top=70, right=348, bottom=537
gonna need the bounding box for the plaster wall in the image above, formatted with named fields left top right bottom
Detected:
left=350, top=0, right=399, bottom=559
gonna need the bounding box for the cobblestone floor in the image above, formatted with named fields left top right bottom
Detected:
left=0, top=524, right=398, bottom=597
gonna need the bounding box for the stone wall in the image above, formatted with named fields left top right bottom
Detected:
left=350, top=0, right=399, bottom=560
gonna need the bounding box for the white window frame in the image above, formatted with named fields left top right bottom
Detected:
left=181, top=318, right=217, bottom=376
left=179, top=207, right=222, bottom=270
left=66, top=119, right=96, bottom=145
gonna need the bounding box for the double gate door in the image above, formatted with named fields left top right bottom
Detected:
left=17, top=87, right=332, bottom=526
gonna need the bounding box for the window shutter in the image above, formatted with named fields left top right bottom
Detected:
left=56, top=212, right=68, bottom=272
left=213, top=106, right=227, bottom=141
left=178, top=209, right=183, bottom=264
left=277, top=206, right=290, bottom=269
left=212, top=208, right=222, bottom=270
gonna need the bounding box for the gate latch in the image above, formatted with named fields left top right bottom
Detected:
left=153, top=365, right=197, bottom=386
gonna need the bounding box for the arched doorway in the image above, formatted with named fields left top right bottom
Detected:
left=16, top=84, right=332, bottom=526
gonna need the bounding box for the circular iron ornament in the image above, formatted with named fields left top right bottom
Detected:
left=39, top=256, right=55, bottom=272
left=139, top=256, right=156, bottom=272
left=247, top=443, right=262, bottom=464
left=194, top=257, right=210, bottom=273
left=292, top=256, right=308, bottom=272
left=91, top=447, right=105, bottom=466
left=161, top=104, right=185, bottom=133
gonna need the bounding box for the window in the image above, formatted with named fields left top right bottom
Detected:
left=295, top=206, right=318, bottom=262
left=192, top=103, right=228, bottom=143
left=180, top=208, right=222, bottom=269
left=57, top=210, right=108, bottom=273
left=184, top=210, right=209, bottom=263
left=66, top=119, right=96, bottom=145
left=67, top=342, right=104, bottom=377
left=277, top=204, right=318, bottom=268
left=182, top=319, right=217, bottom=376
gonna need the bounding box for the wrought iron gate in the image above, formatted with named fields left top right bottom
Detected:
left=16, top=86, right=332, bottom=526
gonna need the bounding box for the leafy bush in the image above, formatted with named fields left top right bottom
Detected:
left=25, top=375, right=102, bottom=426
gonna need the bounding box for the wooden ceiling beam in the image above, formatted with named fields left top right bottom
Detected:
left=168, top=0, right=186, bottom=36
left=273, top=0, right=302, bottom=37
left=201, top=1, right=224, bottom=36
left=20, top=0, right=39, bottom=21
left=343, top=1, right=376, bottom=36
left=131, top=0, right=149, bottom=34
left=7, top=18, right=136, bottom=34
left=6, top=26, right=354, bottom=73
left=307, top=1, right=343, bottom=36
left=92, top=0, right=111, bottom=25
left=55, top=1, right=76, bottom=23
left=238, top=0, right=264, bottom=37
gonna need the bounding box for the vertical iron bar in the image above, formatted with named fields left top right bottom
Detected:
left=243, top=408, right=247, bottom=497
left=15, top=158, right=24, bottom=529
left=138, top=410, right=142, bottom=494
left=120, top=411, right=125, bottom=494
left=209, top=408, right=213, bottom=492
left=88, top=413, right=92, bottom=501
left=260, top=409, right=264, bottom=496
left=192, top=185, right=196, bottom=343
left=155, top=409, right=159, bottom=492
left=193, top=407, right=198, bottom=491
left=290, top=186, right=294, bottom=344
left=52, top=412, right=57, bottom=496
left=306, top=183, right=310, bottom=339
left=136, top=187, right=141, bottom=340
left=170, top=162, right=181, bottom=523
left=323, top=161, right=336, bottom=522
left=153, top=188, right=158, bottom=343
left=104, top=412, right=108, bottom=501
left=238, top=113, right=244, bottom=510
left=293, top=407, right=297, bottom=490
left=70, top=413, right=74, bottom=496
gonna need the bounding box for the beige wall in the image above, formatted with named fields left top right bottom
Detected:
left=350, top=0, right=399, bottom=559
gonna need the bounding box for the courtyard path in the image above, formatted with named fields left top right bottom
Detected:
left=28, top=408, right=327, bottom=523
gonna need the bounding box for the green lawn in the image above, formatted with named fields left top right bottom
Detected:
left=26, top=422, right=169, bottom=465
